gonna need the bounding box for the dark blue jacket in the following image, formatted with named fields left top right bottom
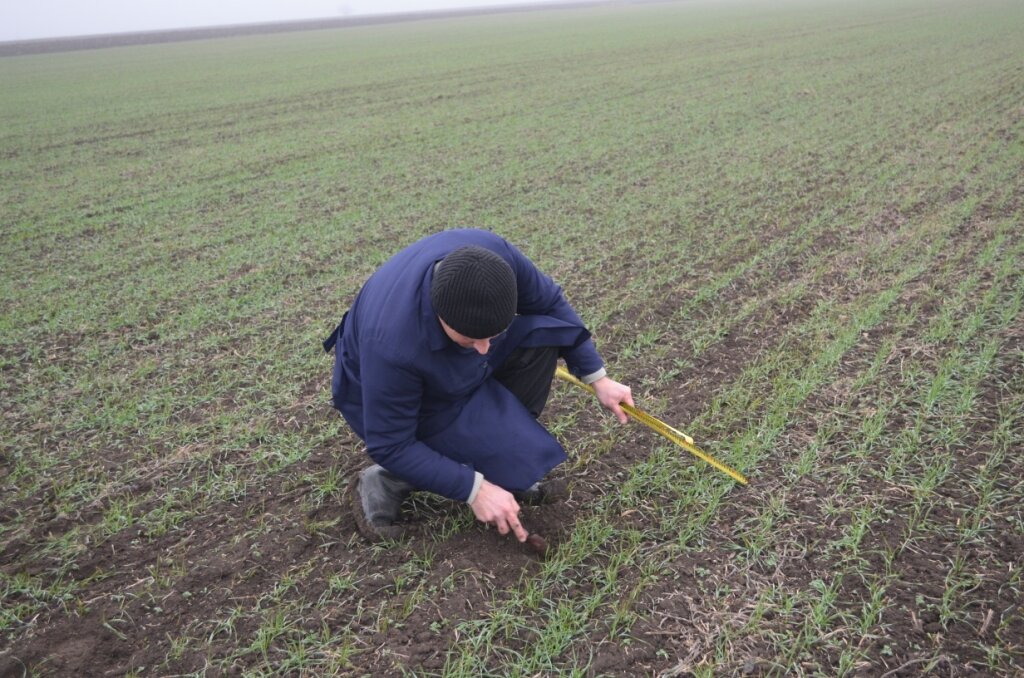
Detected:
left=325, top=229, right=603, bottom=501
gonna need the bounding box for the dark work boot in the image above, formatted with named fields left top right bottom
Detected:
left=348, top=465, right=415, bottom=541
left=514, top=477, right=568, bottom=506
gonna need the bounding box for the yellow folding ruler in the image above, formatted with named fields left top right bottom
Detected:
left=554, top=365, right=748, bottom=485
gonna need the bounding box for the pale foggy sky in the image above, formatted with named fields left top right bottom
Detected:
left=1, top=0, right=594, bottom=42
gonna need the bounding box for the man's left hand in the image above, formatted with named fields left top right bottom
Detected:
left=591, top=376, right=634, bottom=424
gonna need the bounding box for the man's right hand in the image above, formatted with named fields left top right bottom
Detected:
left=469, top=479, right=528, bottom=542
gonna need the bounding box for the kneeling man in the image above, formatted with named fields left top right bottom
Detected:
left=324, top=229, right=632, bottom=542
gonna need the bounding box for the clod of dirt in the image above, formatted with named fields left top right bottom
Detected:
left=525, top=533, right=549, bottom=558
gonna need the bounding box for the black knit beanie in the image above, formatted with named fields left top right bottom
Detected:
left=431, top=245, right=517, bottom=339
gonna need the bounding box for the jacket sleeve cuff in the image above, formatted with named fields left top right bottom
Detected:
left=562, top=338, right=604, bottom=381
left=581, top=368, right=607, bottom=385
left=466, top=472, right=484, bottom=504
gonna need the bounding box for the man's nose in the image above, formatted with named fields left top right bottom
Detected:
left=473, top=338, right=490, bottom=355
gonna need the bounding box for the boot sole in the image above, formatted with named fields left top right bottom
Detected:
left=517, top=477, right=568, bottom=506
left=346, top=473, right=406, bottom=542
